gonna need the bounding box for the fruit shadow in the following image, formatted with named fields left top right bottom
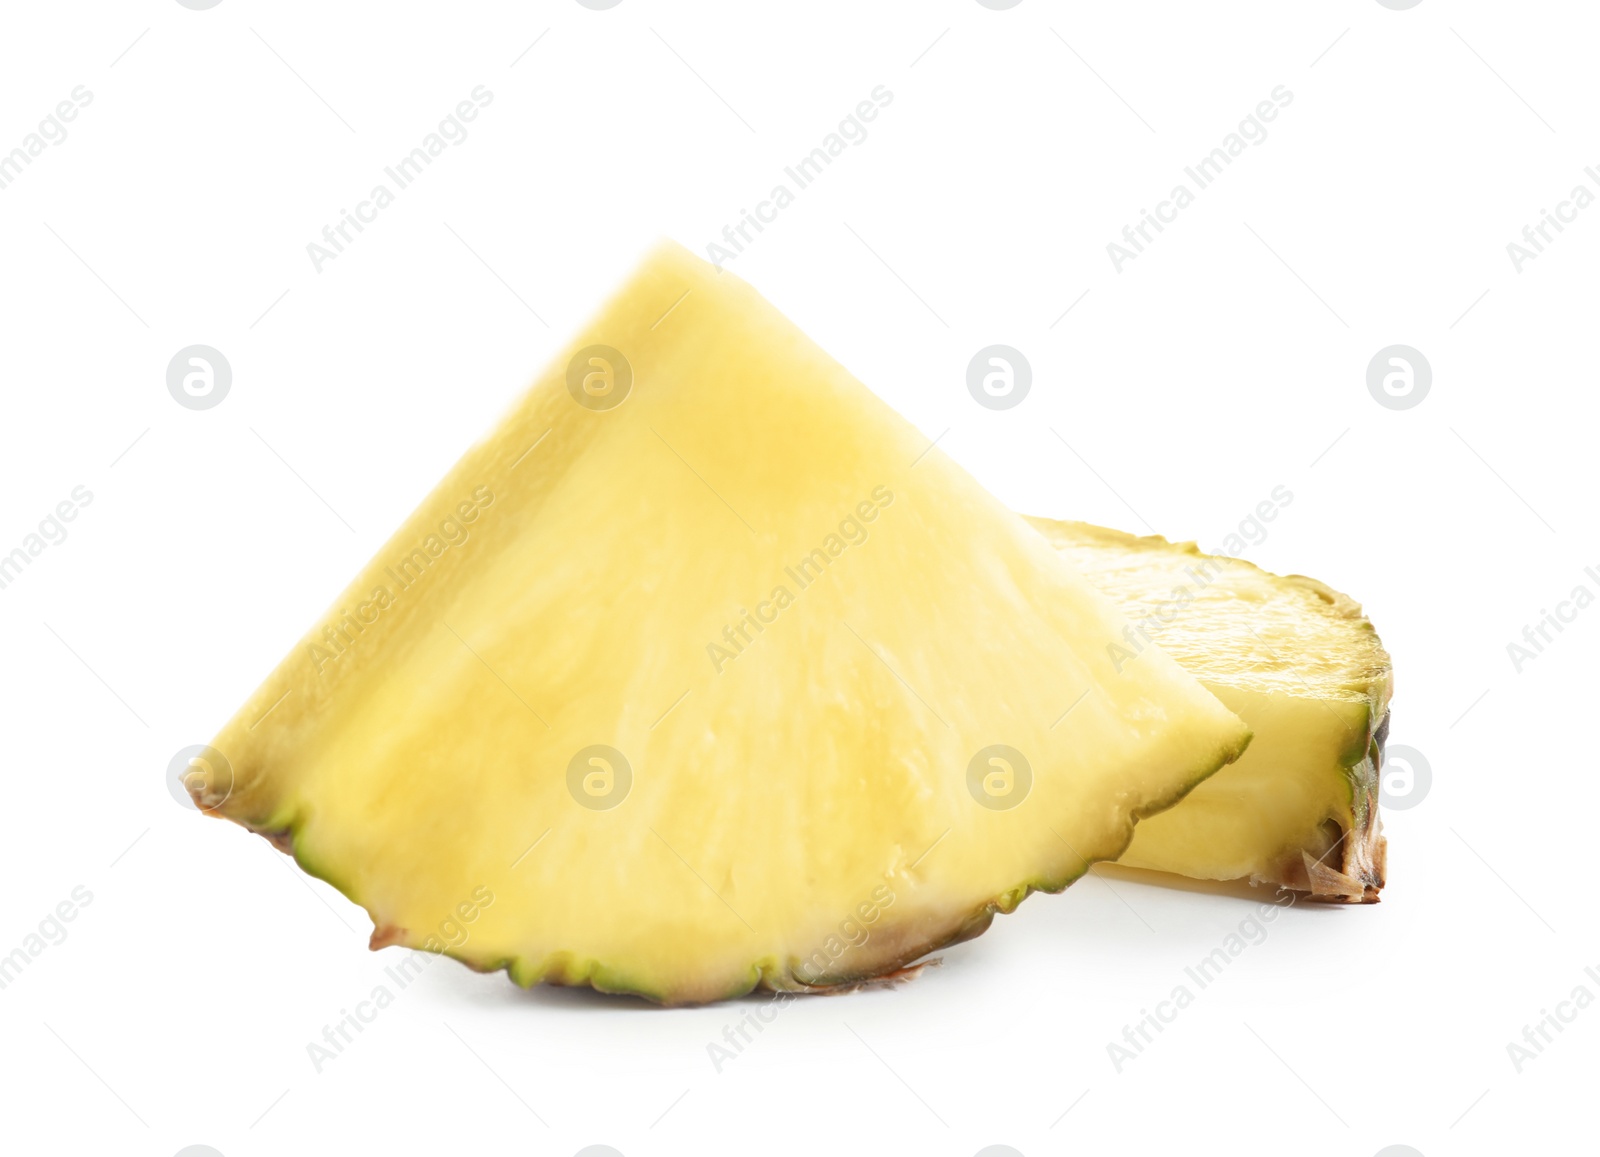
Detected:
left=419, top=867, right=1351, bottom=1013
left=1088, top=862, right=1350, bottom=913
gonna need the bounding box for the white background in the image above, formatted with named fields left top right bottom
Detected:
left=0, top=1, right=1595, bottom=1155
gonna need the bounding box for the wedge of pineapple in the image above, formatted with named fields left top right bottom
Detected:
left=1027, top=518, right=1392, bottom=901
left=193, top=244, right=1254, bottom=1004
left=194, top=243, right=1251, bottom=1004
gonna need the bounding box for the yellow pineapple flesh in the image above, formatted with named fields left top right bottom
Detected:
left=194, top=244, right=1252, bottom=1003
left=1029, top=518, right=1392, bottom=901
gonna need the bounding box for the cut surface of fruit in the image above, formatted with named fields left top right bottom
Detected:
left=1028, top=518, right=1392, bottom=901
left=198, top=242, right=1250, bottom=1004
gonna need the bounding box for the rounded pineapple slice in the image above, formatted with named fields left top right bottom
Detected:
left=1029, top=518, right=1393, bottom=901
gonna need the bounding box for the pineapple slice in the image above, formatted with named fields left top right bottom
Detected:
left=1028, top=518, right=1392, bottom=901
left=196, top=243, right=1250, bottom=1004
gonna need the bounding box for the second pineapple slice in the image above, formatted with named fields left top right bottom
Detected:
left=1031, top=518, right=1392, bottom=901
left=198, top=243, right=1249, bottom=1004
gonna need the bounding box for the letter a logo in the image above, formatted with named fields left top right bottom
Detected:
left=566, top=344, right=634, bottom=411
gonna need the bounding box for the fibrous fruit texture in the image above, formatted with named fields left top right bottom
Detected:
left=1030, top=518, right=1392, bottom=902
left=194, top=243, right=1250, bottom=1003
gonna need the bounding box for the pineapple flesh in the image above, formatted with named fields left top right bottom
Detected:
left=1028, top=518, right=1393, bottom=902
left=194, top=244, right=1252, bottom=1004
